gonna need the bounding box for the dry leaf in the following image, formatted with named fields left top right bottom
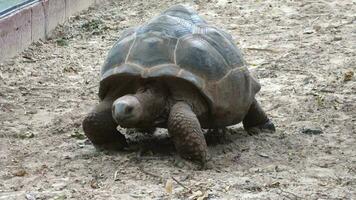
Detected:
left=165, top=178, right=173, bottom=194
left=188, top=190, right=203, bottom=199
left=197, top=191, right=209, bottom=200
left=13, top=169, right=27, bottom=177
left=90, top=179, right=99, bottom=189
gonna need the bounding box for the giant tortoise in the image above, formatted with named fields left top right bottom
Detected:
left=82, top=5, right=275, bottom=167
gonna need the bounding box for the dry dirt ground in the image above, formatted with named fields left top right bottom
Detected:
left=0, top=0, right=355, bottom=199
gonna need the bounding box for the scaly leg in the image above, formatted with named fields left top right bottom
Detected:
left=168, top=102, right=208, bottom=168
left=82, top=99, right=127, bottom=150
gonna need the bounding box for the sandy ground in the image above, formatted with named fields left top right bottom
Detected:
left=0, top=0, right=355, bottom=199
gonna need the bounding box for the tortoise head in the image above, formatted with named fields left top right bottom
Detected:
left=112, top=95, right=143, bottom=127
left=112, top=82, right=168, bottom=128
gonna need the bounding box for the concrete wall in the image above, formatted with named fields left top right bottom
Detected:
left=0, top=0, right=103, bottom=63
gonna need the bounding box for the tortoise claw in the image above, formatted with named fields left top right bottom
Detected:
left=246, top=119, right=276, bottom=135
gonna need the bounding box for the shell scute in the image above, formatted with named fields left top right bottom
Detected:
left=101, top=34, right=135, bottom=76
left=126, top=32, right=177, bottom=68
left=175, top=34, right=229, bottom=80
left=199, top=26, right=245, bottom=67
left=163, top=5, right=206, bottom=24
left=137, top=15, right=192, bottom=38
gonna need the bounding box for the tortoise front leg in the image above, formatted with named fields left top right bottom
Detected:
left=82, top=99, right=127, bottom=150
left=243, top=99, right=275, bottom=135
left=168, top=102, right=208, bottom=168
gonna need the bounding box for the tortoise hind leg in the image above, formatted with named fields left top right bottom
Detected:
left=82, top=99, right=127, bottom=150
left=243, top=99, right=275, bottom=135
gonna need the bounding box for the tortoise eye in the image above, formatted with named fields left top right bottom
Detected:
left=137, top=87, right=147, bottom=93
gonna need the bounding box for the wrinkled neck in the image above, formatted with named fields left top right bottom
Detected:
left=133, top=84, right=167, bottom=126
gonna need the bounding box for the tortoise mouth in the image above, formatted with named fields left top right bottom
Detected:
left=113, top=114, right=134, bottom=125
left=112, top=113, right=141, bottom=128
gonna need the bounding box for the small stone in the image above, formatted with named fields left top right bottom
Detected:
left=189, top=190, right=203, bottom=199
left=332, top=36, right=342, bottom=41
left=301, top=128, right=323, bottom=135
left=229, top=24, right=238, bottom=30
left=71, top=131, right=86, bottom=140
left=258, top=153, right=269, bottom=158
left=53, top=195, right=66, bottom=200
left=242, top=181, right=262, bottom=192
left=232, top=153, right=241, bottom=163
left=303, top=28, right=314, bottom=34
left=313, top=25, right=321, bottom=31
left=344, top=70, right=354, bottom=82
left=25, top=193, right=36, bottom=200
left=19, top=132, right=35, bottom=139
left=267, top=181, right=280, bottom=188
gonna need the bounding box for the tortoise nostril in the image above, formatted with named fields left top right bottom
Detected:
left=125, top=106, right=133, bottom=114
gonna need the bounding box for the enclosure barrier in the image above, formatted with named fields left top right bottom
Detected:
left=0, top=0, right=105, bottom=62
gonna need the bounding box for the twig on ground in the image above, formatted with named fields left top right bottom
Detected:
left=246, top=47, right=279, bottom=53
left=113, top=170, right=119, bottom=181
left=276, top=188, right=303, bottom=200
left=333, top=19, right=355, bottom=28
left=138, top=165, right=163, bottom=182
left=266, top=103, right=281, bottom=112
left=273, top=52, right=291, bottom=63
left=171, top=176, right=192, bottom=193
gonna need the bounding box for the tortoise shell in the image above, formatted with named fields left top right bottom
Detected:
left=99, top=5, right=261, bottom=126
